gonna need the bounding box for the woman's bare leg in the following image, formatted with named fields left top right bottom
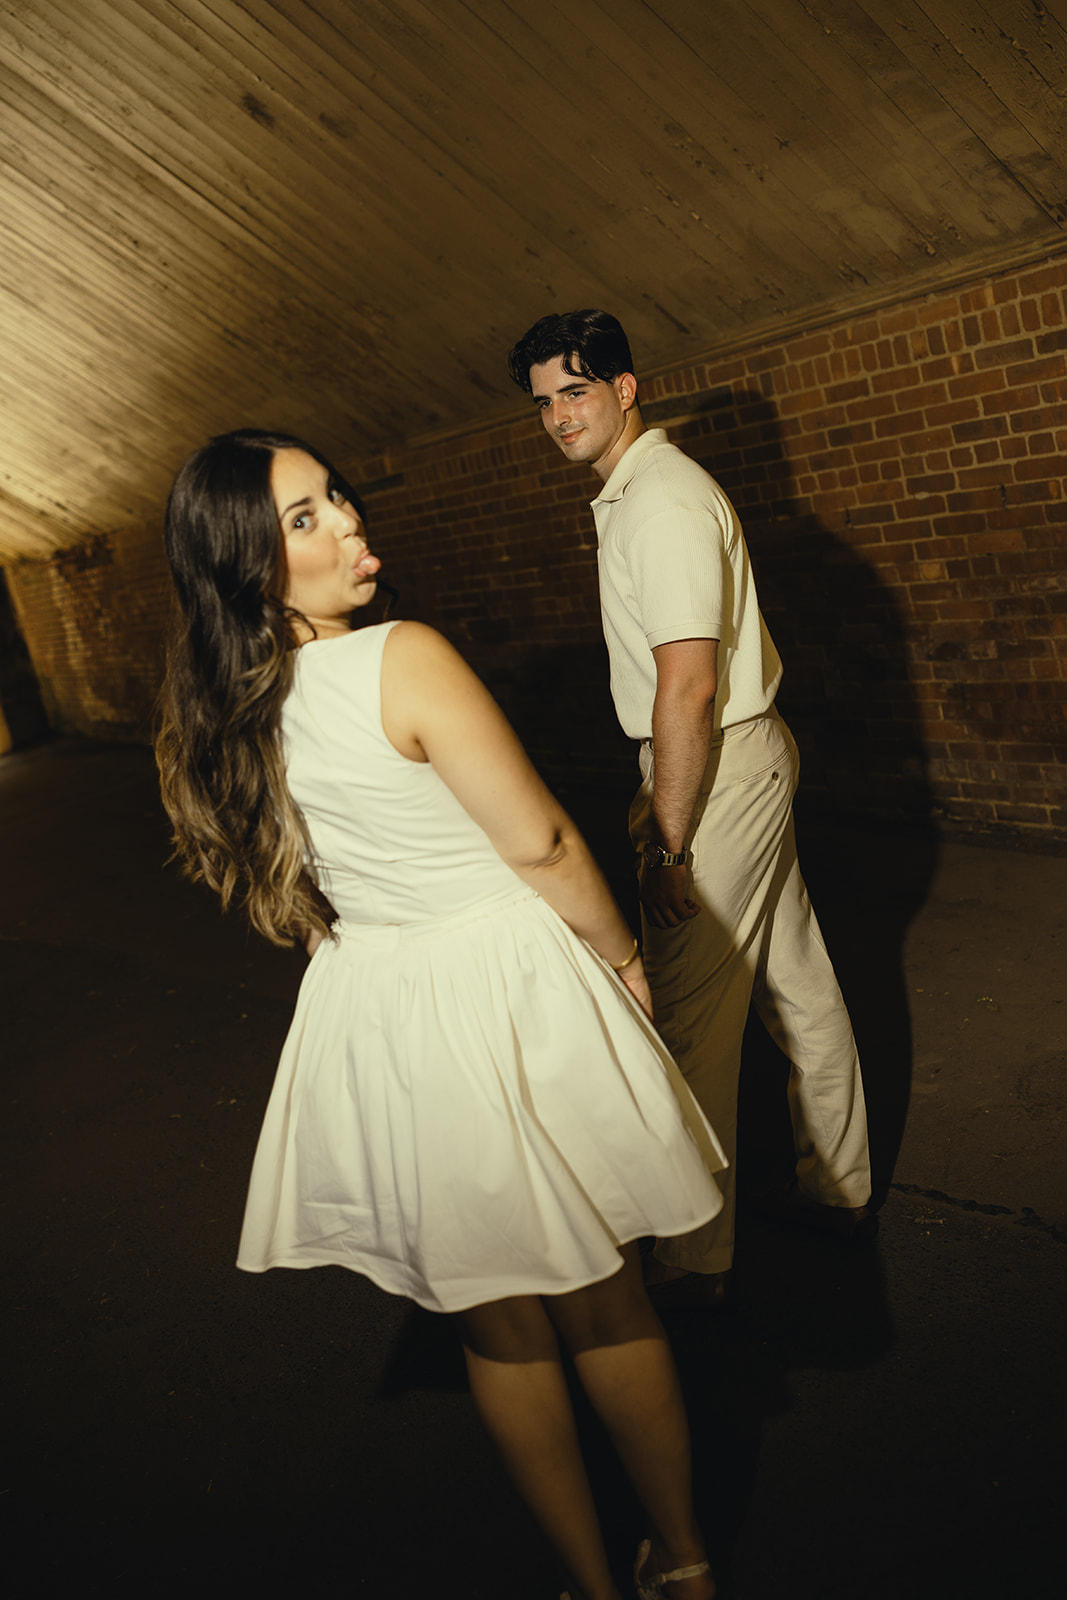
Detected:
left=546, top=1244, right=716, bottom=1600
left=457, top=1294, right=622, bottom=1600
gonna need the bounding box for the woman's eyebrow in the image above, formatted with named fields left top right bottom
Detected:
left=280, top=495, right=313, bottom=519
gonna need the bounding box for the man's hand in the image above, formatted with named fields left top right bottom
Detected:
left=640, top=861, right=700, bottom=929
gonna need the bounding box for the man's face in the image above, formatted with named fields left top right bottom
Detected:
left=529, top=354, right=635, bottom=478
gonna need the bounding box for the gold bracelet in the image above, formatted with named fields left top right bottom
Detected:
left=612, top=937, right=640, bottom=973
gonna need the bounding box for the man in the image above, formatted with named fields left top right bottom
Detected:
left=506, top=310, right=874, bottom=1306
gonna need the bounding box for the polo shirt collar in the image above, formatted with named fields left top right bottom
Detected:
left=591, top=428, right=668, bottom=507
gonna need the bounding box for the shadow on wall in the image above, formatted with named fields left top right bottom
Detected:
left=663, top=387, right=942, bottom=1204
left=0, top=570, right=50, bottom=754
left=366, top=555, right=635, bottom=795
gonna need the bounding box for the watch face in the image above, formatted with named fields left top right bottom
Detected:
left=644, top=842, right=685, bottom=867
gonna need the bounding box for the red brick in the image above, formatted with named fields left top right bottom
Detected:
left=778, top=388, right=828, bottom=417
left=1011, top=457, right=1065, bottom=485
left=1006, top=356, right=1067, bottom=386
left=952, top=414, right=1005, bottom=442
left=747, top=348, right=787, bottom=372
left=908, top=384, right=953, bottom=413
left=975, top=337, right=1035, bottom=369
left=824, top=378, right=870, bottom=403
left=995, top=802, right=1054, bottom=824
left=1011, top=402, right=1067, bottom=431
left=920, top=296, right=964, bottom=324
left=966, top=527, right=1027, bottom=552
left=849, top=503, right=898, bottom=526
left=953, top=466, right=1008, bottom=493
left=981, top=309, right=1002, bottom=342
left=851, top=437, right=904, bottom=464
left=1018, top=263, right=1067, bottom=295
left=899, top=428, right=955, bottom=455
left=1036, top=329, right=1067, bottom=355
left=983, top=384, right=1041, bottom=416
left=896, top=497, right=947, bottom=521
left=874, top=408, right=926, bottom=438
left=872, top=367, right=922, bottom=395
left=960, top=285, right=997, bottom=314
left=921, top=354, right=973, bottom=385
left=880, top=307, right=921, bottom=334
left=846, top=394, right=898, bottom=423
left=948, top=369, right=1007, bottom=399
left=826, top=422, right=874, bottom=448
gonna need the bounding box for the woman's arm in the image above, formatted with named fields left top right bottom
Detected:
left=294, top=875, right=337, bottom=958
left=380, top=622, right=651, bottom=1015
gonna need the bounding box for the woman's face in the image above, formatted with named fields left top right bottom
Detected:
left=271, top=449, right=380, bottom=638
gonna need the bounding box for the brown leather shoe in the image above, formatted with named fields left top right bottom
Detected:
left=758, top=1179, right=879, bottom=1246
left=643, top=1264, right=734, bottom=1311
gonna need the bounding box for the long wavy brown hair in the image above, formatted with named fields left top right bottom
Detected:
left=155, top=428, right=354, bottom=946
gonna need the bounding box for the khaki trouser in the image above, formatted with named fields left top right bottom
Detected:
left=630, top=709, right=871, bottom=1275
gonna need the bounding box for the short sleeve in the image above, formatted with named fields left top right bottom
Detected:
left=624, top=505, right=725, bottom=649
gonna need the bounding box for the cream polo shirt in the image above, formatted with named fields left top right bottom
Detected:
left=591, top=429, right=783, bottom=739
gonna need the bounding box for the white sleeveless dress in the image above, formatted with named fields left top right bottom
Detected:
left=236, top=622, right=725, bottom=1312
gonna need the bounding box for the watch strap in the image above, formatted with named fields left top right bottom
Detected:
left=643, top=842, right=688, bottom=868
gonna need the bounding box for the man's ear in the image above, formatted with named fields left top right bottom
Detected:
left=616, top=372, right=638, bottom=412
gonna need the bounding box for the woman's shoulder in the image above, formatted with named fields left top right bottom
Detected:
left=296, top=619, right=401, bottom=672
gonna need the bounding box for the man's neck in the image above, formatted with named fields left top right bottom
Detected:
left=594, top=410, right=647, bottom=483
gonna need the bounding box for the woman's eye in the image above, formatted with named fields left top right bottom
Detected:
left=329, top=485, right=346, bottom=505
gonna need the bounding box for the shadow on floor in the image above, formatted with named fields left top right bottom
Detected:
left=2, top=742, right=1063, bottom=1599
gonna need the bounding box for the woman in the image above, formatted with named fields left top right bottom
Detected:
left=156, top=428, right=723, bottom=1600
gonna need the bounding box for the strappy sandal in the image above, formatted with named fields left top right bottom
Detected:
left=634, top=1537, right=712, bottom=1598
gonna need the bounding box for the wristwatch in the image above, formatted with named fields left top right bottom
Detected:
left=642, top=842, right=688, bottom=868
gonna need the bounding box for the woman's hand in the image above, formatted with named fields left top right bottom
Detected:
left=620, top=962, right=654, bottom=1020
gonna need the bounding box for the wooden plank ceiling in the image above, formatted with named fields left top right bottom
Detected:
left=1, top=0, right=1064, bottom=560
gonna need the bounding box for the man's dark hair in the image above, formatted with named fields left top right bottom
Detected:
left=506, top=309, right=636, bottom=394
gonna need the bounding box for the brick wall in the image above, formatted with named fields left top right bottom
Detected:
left=4, top=528, right=170, bottom=741
left=0, top=570, right=50, bottom=752
left=4, top=252, right=1064, bottom=839
left=350, top=255, right=1067, bottom=839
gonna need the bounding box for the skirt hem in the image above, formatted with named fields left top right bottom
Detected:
left=235, top=1202, right=722, bottom=1315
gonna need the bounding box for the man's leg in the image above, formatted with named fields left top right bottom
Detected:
left=631, top=718, right=796, bottom=1275
left=749, top=726, right=872, bottom=1210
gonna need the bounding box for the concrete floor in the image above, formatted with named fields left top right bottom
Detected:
left=1, top=740, right=1064, bottom=1599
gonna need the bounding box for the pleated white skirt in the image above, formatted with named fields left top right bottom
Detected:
left=237, top=888, right=725, bottom=1312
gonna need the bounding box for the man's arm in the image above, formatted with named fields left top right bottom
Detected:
left=641, top=636, right=719, bottom=929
